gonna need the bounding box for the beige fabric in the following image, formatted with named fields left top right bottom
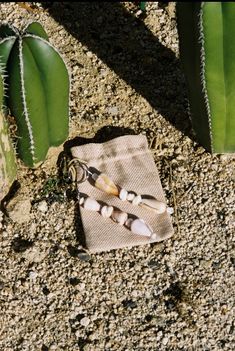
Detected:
left=70, top=135, right=173, bottom=253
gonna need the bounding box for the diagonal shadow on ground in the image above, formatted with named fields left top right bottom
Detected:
left=42, top=2, right=193, bottom=138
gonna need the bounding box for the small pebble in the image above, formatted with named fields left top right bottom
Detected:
left=28, top=271, right=38, bottom=280
left=80, top=317, right=90, bottom=327
left=37, top=201, right=48, bottom=213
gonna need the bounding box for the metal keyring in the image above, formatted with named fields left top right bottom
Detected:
left=68, top=158, right=92, bottom=184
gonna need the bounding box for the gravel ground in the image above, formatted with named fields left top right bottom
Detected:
left=0, top=2, right=234, bottom=351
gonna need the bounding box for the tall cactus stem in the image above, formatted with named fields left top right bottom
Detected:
left=0, top=22, right=70, bottom=167
left=177, top=2, right=235, bottom=153
left=0, top=70, right=17, bottom=202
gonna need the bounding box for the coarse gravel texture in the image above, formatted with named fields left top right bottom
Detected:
left=0, top=2, right=234, bottom=351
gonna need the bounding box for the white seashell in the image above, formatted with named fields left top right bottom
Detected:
left=101, top=205, right=113, bottom=218
left=130, top=219, right=153, bottom=237
left=79, top=197, right=84, bottom=205
left=140, top=198, right=167, bottom=214
left=132, top=195, right=142, bottom=206
left=83, top=197, right=101, bottom=212
left=94, top=173, right=119, bottom=196
left=112, top=210, right=128, bottom=225
left=127, top=193, right=135, bottom=201
left=119, top=188, right=128, bottom=201
left=125, top=218, right=133, bottom=228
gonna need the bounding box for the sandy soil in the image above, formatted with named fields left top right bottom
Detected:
left=0, top=2, right=234, bottom=351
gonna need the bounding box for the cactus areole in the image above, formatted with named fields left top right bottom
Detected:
left=177, top=2, right=235, bottom=153
left=0, top=22, right=70, bottom=167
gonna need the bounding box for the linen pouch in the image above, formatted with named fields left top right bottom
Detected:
left=70, top=134, right=173, bottom=253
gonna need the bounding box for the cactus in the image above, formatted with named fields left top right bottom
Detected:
left=0, top=70, right=17, bottom=201
left=0, top=22, right=69, bottom=167
left=140, top=2, right=146, bottom=12
left=176, top=2, right=235, bottom=153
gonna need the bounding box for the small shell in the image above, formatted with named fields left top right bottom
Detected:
left=127, top=193, right=135, bottom=201
left=130, top=219, right=153, bottom=237
left=125, top=218, right=133, bottom=228
left=112, top=210, right=128, bottom=225
left=119, top=188, right=128, bottom=201
left=101, top=205, right=113, bottom=218
left=83, top=197, right=101, bottom=212
left=132, top=195, right=142, bottom=206
left=94, top=173, right=119, bottom=196
left=79, top=197, right=84, bottom=205
left=140, top=198, right=166, bottom=214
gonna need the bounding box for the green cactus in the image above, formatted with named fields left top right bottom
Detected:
left=0, top=70, right=17, bottom=201
left=176, top=2, right=235, bottom=153
left=140, top=2, right=146, bottom=12
left=0, top=22, right=70, bottom=167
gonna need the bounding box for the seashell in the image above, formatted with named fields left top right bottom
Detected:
left=125, top=218, right=133, bottom=228
left=112, top=210, right=128, bottom=225
left=130, top=219, right=153, bottom=237
left=119, top=188, right=128, bottom=201
left=132, top=195, right=142, bottom=206
left=83, top=197, right=101, bottom=212
left=79, top=197, right=85, bottom=205
left=127, top=192, right=135, bottom=201
left=94, top=173, right=119, bottom=196
left=101, top=205, right=113, bottom=218
left=140, top=198, right=167, bottom=214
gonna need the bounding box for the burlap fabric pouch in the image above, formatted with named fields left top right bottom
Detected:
left=70, top=134, right=173, bottom=253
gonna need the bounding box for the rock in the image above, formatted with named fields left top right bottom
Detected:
left=107, top=106, right=118, bottom=116
left=28, top=271, right=38, bottom=280
left=37, top=200, right=48, bottom=213
left=80, top=316, right=90, bottom=327
left=22, top=246, right=47, bottom=263
left=8, top=198, right=31, bottom=224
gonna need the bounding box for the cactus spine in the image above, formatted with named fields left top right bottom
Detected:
left=176, top=2, right=235, bottom=153
left=0, top=22, right=69, bottom=167
left=0, top=70, right=17, bottom=201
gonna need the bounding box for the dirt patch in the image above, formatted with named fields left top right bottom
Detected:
left=0, top=2, right=234, bottom=351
